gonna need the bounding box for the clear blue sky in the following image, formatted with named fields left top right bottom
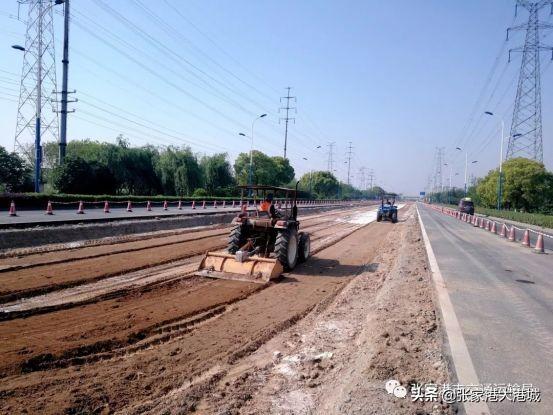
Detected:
left=0, top=0, right=551, bottom=195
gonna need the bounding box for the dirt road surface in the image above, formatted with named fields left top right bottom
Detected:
left=0, top=203, right=450, bottom=414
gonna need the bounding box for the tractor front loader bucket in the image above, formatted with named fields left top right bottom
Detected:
left=195, top=251, right=283, bottom=283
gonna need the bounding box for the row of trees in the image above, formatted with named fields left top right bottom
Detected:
left=1, top=138, right=387, bottom=199
left=427, top=158, right=553, bottom=214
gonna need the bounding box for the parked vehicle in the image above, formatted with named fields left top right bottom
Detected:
left=458, top=197, right=474, bottom=215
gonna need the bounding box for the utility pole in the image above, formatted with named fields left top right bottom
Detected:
left=13, top=0, right=61, bottom=192
left=279, top=86, right=296, bottom=159
left=368, top=169, right=375, bottom=191
left=326, top=142, right=335, bottom=173
left=506, top=0, right=553, bottom=162
left=56, top=0, right=77, bottom=165
left=345, top=141, right=353, bottom=185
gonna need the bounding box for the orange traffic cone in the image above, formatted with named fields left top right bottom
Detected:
left=191, top=200, right=196, bottom=210
left=521, top=229, right=530, bottom=246
left=508, top=226, right=516, bottom=242
left=534, top=234, right=545, bottom=254
left=490, top=221, right=497, bottom=233
left=499, top=224, right=507, bottom=238
left=222, top=200, right=226, bottom=208
left=77, top=201, right=85, bottom=214
left=232, top=200, right=236, bottom=208
left=45, top=201, right=54, bottom=215
left=147, top=201, right=152, bottom=211
left=127, top=201, right=133, bottom=212
left=104, top=201, right=110, bottom=213
left=163, top=200, right=168, bottom=211
left=177, top=200, right=182, bottom=210
left=213, top=200, right=217, bottom=208
left=8, top=201, right=17, bottom=217
left=202, top=200, right=206, bottom=209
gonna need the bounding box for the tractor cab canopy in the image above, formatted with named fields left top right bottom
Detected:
left=238, top=184, right=299, bottom=220
left=380, top=193, right=396, bottom=207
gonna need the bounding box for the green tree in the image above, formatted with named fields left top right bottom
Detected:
left=51, top=156, right=117, bottom=194
left=474, top=158, right=553, bottom=212
left=0, top=146, right=32, bottom=192
left=157, top=146, right=202, bottom=196
left=298, top=171, right=340, bottom=198
left=234, top=151, right=295, bottom=186
left=200, top=153, right=235, bottom=195
left=272, top=156, right=295, bottom=186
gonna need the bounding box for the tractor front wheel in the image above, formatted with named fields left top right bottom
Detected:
left=275, top=228, right=299, bottom=271
left=377, top=212, right=382, bottom=222
left=228, top=224, right=246, bottom=253
left=392, top=211, right=398, bottom=223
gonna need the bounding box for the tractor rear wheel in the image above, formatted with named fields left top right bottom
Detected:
left=392, top=211, right=398, bottom=223
left=298, top=232, right=310, bottom=263
left=377, top=212, right=382, bottom=222
left=275, top=228, right=299, bottom=271
left=227, top=224, right=246, bottom=253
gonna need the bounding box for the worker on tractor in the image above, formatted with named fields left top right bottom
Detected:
left=259, top=193, right=281, bottom=219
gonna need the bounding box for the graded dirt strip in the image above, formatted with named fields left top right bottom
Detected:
left=0, top=206, right=399, bottom=414
left=0, top=207, right=372, bottom=302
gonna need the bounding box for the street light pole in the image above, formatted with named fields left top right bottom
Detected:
left=247, top=114, right=266, bottom=188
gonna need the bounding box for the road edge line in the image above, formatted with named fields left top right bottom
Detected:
left=416, top=205, right=490, bottom=415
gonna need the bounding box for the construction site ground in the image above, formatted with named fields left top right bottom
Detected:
left=0, top=203, right=453, bottom=414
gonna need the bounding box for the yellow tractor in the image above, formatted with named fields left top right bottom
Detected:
left=196, top=185, right=310, bottom=283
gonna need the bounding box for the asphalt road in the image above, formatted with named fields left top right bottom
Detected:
left=418, top=204, right=552, bottom=415
left=0, top=201, right=347, bottom=227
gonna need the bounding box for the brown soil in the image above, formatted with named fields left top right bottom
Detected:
left=0, top=205, right=397, bottom=414
left=0, top=209, right=361, bottom=302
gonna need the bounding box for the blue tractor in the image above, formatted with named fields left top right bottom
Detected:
left=377, top=195, right=398, bottom=223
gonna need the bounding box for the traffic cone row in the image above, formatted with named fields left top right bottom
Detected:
left=434, top=205, right=549, bottom=253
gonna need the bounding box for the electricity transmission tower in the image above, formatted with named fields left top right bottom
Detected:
left=506, top=0, right=553, bottom=162
left=326, top=142, right=335, bottom=173
left=14, top=0, right=60, bottom=192
left=358, top=166, right=366, bottom=190
left=367, top=169, right=374, bottom=190
left=279, top=86, right=296, bottom=159
left=345, top=141, right=353, bottom=185
left=432, top=147, right=445, bottom=193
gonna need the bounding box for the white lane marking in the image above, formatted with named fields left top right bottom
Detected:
left=416, top=205, right=491, bottom=415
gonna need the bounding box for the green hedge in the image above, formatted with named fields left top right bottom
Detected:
left=437, top=203, right=553, bottom=229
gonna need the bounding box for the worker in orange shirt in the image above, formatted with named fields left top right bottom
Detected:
left=259, top=193, right=281, bottom=218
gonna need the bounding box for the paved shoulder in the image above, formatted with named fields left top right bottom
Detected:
left=418, top=204, right=552, bottom=415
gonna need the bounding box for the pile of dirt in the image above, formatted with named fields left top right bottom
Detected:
left=198, top=207, right=453, bottom=414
